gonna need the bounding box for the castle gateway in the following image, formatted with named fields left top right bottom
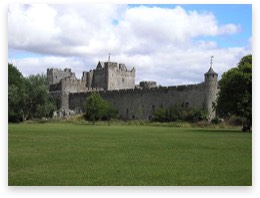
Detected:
left=47, top=59, right=218, bottom=120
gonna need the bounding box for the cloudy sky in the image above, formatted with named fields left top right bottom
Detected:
left=8, top=4, right=252, bottom=86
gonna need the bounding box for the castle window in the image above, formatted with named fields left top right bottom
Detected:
left=152, top=105, right=155, bottom=111
left=132, top=115, right=135, bottom=119
left=122, top=78, right=125, bottom=83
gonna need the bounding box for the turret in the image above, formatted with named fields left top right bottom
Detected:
left=204, top=56, right=218, bottom=120
left=86, top=70, right=93, bottom=88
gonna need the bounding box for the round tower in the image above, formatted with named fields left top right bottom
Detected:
left=204, top=56, right=218, bottom=120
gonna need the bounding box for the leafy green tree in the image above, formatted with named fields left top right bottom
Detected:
left=8, top=63, right=26, bottom=122
left=23, top=74, right=56, bottom=119
left=85, top=93, right=117, bottom=124
left=216, top=55, right=252, bottom=131
left=8, top=63, right=56, bottom=122
left=8, top=63, right=24, bottom=88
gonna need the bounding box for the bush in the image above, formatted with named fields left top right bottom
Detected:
left=84, top=93, right=118, bottom=124
left=184, top=108, right=207, bottom=122
left=152, top=107, right=167, bottom=122
left=211, top=117, right=222, bottom=124
left=152, top=105, right=207, bottom=123
left=225, top=115, right=243, bottom=126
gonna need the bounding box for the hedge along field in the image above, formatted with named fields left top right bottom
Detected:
left=8, top=123, right=252, bottom=186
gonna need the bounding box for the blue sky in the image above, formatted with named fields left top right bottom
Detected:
left=8, top=4, right=252, bottom=85
left=182, top=4, right=252, bottom=47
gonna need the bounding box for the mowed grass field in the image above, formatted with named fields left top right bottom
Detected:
left=8, top=123, right=252, bottom=186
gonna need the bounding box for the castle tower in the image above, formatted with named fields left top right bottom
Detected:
left=204, top=56, right=218, bottom=120
left=47, top=68, right=72, bottom=85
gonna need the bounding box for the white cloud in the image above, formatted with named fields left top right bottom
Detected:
left=8, top=4, right=251, bottom=86
left=219, top=24, right=241, bottom=35
left=8, top=4, right=60, bottom=48
left=8, top=56, right=92, bottom=79
left=196, top=40, right=218, bottom=48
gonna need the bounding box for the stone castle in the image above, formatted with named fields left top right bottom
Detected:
left=47, top=58, right=218, bottom=120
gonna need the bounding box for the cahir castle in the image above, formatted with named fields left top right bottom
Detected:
left=47, top=57, right=218, bottom=120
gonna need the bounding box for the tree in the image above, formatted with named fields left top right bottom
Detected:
left=85, top=93, right=117, bottom=124
left=8, top=63, right=56, bottom=122
left=216, top=55, right=252, bottom=131
left=85, top=93, right=107, bottom=124
left=152, top=105, right=207, bottom=123
left=23, top=74, right=56, bottom=119
left=8, top=63, right=26, bottom=122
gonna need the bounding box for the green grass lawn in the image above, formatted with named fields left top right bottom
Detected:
left=8, top=123, right=252, bottom=186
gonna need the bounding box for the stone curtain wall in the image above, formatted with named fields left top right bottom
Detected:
left=69, top=83, right=207, bottom=120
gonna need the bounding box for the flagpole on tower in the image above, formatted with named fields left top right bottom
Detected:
left=210, top=56, right=214, bottom=68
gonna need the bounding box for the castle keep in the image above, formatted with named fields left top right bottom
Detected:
left=48, top=59, right=218, bottom=120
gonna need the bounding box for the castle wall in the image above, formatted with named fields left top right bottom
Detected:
left=92, top=68, right=107, bottom=89
left=47, top=68, right=72, bottom=85
left=49, top=81, right=63, bottom=92
left=88, top=62, right=136, bottom=90
left=107, top=67, right=135, bottom=90
left=69, top=83, right=207, bottom=120
left=61, top=78, right=88, bottom=93
left=49, top=78, right=88, bottom=93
